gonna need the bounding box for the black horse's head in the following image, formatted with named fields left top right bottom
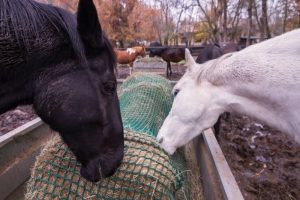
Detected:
left=3, top=0, right=124, bottom=182
left=41, top=0, right=123, bottom=182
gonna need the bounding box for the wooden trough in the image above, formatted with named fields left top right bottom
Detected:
left=0, top=80, right=244, bottom=200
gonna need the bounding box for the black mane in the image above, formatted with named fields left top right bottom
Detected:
left=0, top=0, right=116, bottom=69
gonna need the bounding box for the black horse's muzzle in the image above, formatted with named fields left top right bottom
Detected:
left=80, top=160, right=102, bottom=182
left=80, top=147, right=124, bottom=182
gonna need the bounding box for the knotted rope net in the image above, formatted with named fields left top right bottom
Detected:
left=26, top=73, right=189, bottom=200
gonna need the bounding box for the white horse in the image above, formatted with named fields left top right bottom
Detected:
left=157, top=29, right=300, bottom=155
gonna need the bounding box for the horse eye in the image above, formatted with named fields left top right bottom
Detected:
left=173, top=89, right=180, bottom=97
left=103, top=81, right=116, bottom=93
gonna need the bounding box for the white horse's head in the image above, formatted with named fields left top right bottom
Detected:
left=157, top=49, right=225, bottom=155
left=157, top=30, right=300, bottom=154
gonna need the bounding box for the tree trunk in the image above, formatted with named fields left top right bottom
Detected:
left=223, top=0, right=228, bottom=42
left=119, top=40, right=124, bottom=48
left=299, top=13, right=300, bottom=28
left=230, top=0, right=244, bottom=41
left=163, top=37, right=169, bottom=45
left=253, top=0, right=263, bottom=40
left=246, top=0, right=253, bottom=47
left=218, top=0, right=223, bottom=41
left=283, top=0, right=288, bottom=32
left=196, top=0, right=219, bottom=43
left=296, top=0, right=300, bottom=28
left=261, top=0, right=271, bottom=39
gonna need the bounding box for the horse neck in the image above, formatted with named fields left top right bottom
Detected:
left=199, top=30, right=300, bottom=142
left=135, top=48, right=145, bottom=56
left=221, top=86, right=296, bottom=134
left=202, top=59, right=300, bottom=142
left=195, top=52, right=296, bottom=137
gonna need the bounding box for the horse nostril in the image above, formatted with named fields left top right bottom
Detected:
left=158, top=137, right=163, bottom=144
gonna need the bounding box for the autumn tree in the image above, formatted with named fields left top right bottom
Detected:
left=150, top=0, right=175, bottom=45
left=227, top=0, right=245, bottom=41
left=194, top=0, right=236, bottom=42
left=96, top=0, right=137, bottom=47
left=279, top=0, right=299, bottom=32
left=98, top=0, right=161, bottom=47
left=38, top=0, right=300, bottom=45
left=128, top=4, right=160, bottom=42
left=194, top=0, right=221, bottom=42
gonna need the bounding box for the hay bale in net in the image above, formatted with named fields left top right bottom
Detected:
left=26, top=73, right=189, bottom=200
left=118, top=73, right=173, bottom=137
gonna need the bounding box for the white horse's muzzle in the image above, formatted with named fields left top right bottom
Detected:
left=156, top=136, right=176, bottom=155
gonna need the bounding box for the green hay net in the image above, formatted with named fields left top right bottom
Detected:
left=119, top=73, right=173, bottom=137
left=26, top=73, right=189, bottom=200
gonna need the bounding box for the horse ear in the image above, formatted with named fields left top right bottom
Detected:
left=77, top=0, right=104, bottom=48
left=185, top=48, right=196, bottom=71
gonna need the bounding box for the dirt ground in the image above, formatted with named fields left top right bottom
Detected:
left=217, top=113, right=300, bottom=200
left=0, top=105, right=36, bottom=136
left=0, top=60, right=299, bottom=200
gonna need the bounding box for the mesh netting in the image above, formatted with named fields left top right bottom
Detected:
left=118, top=73, right=173, bottom=137
left=26, top=73, right=189, bottom=200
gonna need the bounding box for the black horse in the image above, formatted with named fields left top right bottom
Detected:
left=221, top=42, right=241, bottom=54
left=149, top=43, right=185, bottom=77
left=0, top=0, right=123, bottom=182
left=195, top=43, right=224, bottom=64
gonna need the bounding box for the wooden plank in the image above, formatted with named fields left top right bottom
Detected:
left=4, top=180, right=27, bottom=200
left=0, top=118, right=43, bottom=148
left=0, top=150, right=40, bottom=200
left=202, top=129, right=244, bottom=200
left=0, top=119, right=52, bottom=200
left=194, top=135, right=225, bottom=200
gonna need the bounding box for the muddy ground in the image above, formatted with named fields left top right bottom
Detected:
left=217, top=113, right=300, bottom=200
left=0, top=60, right=299, bottom=200
left=0, top=105, right=36, bottom=136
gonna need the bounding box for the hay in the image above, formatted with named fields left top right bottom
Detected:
left=26, top=73, right=189, bottom=200
left=26, top=130, right=182, bottom=200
